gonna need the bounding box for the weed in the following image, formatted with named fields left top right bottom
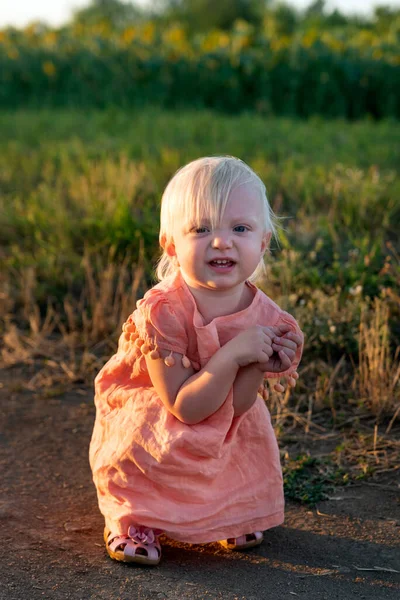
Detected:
left=283, top=454, right=347, bottom=506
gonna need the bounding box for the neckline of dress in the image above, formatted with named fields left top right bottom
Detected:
left=175, top=270, right=261, bottom=329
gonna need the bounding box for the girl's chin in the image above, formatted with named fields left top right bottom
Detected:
left=180, top=269, right=249, bottom=291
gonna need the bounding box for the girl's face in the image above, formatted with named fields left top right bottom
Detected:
left=165, top=184, right=270, bottom=294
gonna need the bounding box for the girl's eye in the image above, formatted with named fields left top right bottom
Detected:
left=234, top=225, right=248, bottom=233
left=193, top=226, right=209, bottom=234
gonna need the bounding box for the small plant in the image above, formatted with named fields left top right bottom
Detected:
left=283, top=454, right=346, bottom=506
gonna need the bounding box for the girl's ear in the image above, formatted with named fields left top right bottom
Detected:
left=160, top=234, right=176, bottom=257
left=166, top=243, right=176, bottom=258
left=261, top=232, right=272, bottom=253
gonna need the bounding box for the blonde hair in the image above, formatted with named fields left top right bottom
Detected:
left=156, top=156, right=278, bottom=282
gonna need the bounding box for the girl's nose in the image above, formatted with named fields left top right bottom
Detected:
left=211, top=233, right=233, bottom=249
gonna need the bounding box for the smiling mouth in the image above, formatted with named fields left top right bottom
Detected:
left=208, top=259, right=236, bottom=268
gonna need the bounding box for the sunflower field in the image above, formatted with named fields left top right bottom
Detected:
left=1, top=14, right=399, bottom=118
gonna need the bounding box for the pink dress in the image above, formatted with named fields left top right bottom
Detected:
left=89, top=270, right=303, bottom=543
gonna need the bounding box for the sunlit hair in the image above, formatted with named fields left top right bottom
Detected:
left=156, top=156, right=278, bottom=282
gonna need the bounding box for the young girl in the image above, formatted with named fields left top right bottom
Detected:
left=89, top=156, right=303, bottom=565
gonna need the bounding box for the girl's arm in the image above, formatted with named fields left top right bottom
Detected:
left=145, top=326, right=274, bottom=425
left=232, top=365, right=264, bottom=418
left=146, top=344, right=239, bottom=425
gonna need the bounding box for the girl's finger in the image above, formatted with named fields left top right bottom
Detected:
left=272, top=344, right=295, bottom=361
left=261, top=326, right=275, bottom=336
left=272, top=324, right=292, bottom=336
left=281, top=332, right=303, bottom=346
left=279, top=350, right=291, bottom=368
left=261, top=349, right=273, bottom=361
left=262, top=331, right=273, bottom=344
left=273, top=336, right=297, bottom=351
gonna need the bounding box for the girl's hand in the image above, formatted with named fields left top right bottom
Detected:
left=229, top=326, right=275, bottom=368
left=254, top=328, right=303, bottom=374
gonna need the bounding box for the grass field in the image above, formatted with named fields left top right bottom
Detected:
left=1, top=108, right=399, bottom=489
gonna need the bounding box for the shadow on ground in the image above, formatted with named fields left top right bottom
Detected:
left=1, top=368, right=399, bottom=600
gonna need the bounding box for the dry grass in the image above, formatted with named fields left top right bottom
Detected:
left=0, top=250, right=146, bottom=388
left=357, top=298, right=400, bottom=417
left=2, top=258, right=399, bottom=423
left=333, top=426, right=400, bottom=480
left=1, top=258, right=400, bottom=490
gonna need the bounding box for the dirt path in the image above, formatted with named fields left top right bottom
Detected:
left=1, top=366, right=399, bottom=600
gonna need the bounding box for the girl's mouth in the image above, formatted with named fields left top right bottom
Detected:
left=208, top=259, right=236, bottom=271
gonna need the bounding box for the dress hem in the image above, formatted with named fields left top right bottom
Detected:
left=105, top=510, right=284, bottom=545
left=162, top=510, right=284, bottom=544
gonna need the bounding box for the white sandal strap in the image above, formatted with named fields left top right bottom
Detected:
left=123, top=539, right=161, bottom=561
left=107, top=528, right=161, bottom=561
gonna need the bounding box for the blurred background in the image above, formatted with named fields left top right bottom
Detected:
left=1, top=1, right=399, bottom=493
left=1, top=0, right=400, bottom=117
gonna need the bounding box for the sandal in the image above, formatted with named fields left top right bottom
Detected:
left=219, top=531, right=264, bottom=550
left=104, top=525, right=162, bottom=565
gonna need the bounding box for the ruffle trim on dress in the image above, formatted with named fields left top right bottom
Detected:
left=257, top=370, right=299, bottom=400
left=121, top=317, right=200, bottom=378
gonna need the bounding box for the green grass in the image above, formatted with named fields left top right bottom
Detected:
left=1, top=108, right=399, bottom=418
left=1, top=109, right=399, bottom=169
left=1, top=109, right=398, bottom=302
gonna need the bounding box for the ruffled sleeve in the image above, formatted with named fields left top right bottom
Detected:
left=132, top=288, right=188, bottom=355
left=93, top=288, right=191, bottom=415
left=116, top=287, right=195, bottom=377
left=264, top=309, right=304, bottom=379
